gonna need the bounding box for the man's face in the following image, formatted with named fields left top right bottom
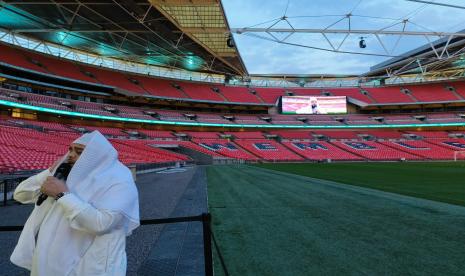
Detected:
left=68, top=143, right=85, bottom=165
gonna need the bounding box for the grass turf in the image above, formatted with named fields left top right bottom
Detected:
left=207, top=165, right=465, bottom=276
left=255, top=162, right=465, bottom=207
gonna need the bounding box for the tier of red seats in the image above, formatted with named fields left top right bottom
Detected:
left=292, top=89, right=321, bottom=97
left=139, top=129, right=175, bottom=139
left=84, top=126, right=126, bottom=136
left=366, top=87, right=414, bottom=103
left=179, top=82, right=225, bottom=102
left=346, top=120, right=382, bottom=126
left=272, top=114, right=306, bottom=125
left=332, top=141, right=424, bottom=161
left=0, top=124, right=188, bottom=172
left=4, top=88, right=465, bottom=127
left=4, top=114, right=455, bottom=143
left=149, top=140, right=224, bottom=157
left=405, top=131, right=450, bottom=138
left=408, top=84, right=460, bottom=102
left=452, top=82, right=465, bottom=99
left=111, top=140, right=190, bottom=164
left=4, top=43, right=465, bottom=105
left=0, top=125, right=74, bottom=172
left=234, top=115, right=270, bottom=125
left=2, top=116, right=465, bottom=173
left=377, top=140, right=456, bottom=160
left=219, top=86, right=262, bottom=103
left=8, top=119, right=74, bottom=132
left=81, top=64, right=147, bottom=93
left=326, top=88, right=374, bottom=103
left=282, top=141, right=363, bottom=161
left=358, top=130, right=403, bottom=139
left=253, top=88, right=285, bottom=104
left=132, top=75, right=187, bottom=98
left=24, top=50, right=98, bottom=84
left=184, top=131, right=220, bottom=139
left=233, top=139, right=305, bottom=161
left=0, top=43, right=49, bottom=74
left=424, top=139, right=465, bottom=153
left=193, top=138, right=259, bottom=160
left=313, top=130, right=360, bottom=139
left=269, top=130, right=313, bottom=139
left=224, top=131, right=264, bottom=139
left=195, top=113, right=232, bottom=124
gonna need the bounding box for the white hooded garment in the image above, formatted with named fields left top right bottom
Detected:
left=11, top=131, right=140, bottom=275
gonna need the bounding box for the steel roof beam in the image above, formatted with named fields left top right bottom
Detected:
left=405, top=0, right=465, bottom=10
left=367, top=39, right=465, bottom=76
left=7, top=2, right=149, bottom=5
left=231, top=28, right=465, bottom=37
left=12, top=29, right=154, bottom=33
left=150, top=0, right=218, bottom=6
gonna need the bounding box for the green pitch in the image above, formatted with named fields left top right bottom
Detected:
left=255, top=162, right=465, bottom=206
left=207, top=164, right=465, bottom=276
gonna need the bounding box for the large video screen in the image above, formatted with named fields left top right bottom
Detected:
left=281, top=96, right=347, bottom=114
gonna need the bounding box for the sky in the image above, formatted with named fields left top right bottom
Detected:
left=221, top=0, right=465, bottom=75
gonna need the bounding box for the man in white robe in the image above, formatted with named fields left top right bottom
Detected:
left=10, top=130, right=140, bottom=276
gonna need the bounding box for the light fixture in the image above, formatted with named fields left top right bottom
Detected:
left=226, top=34, right=235, bottom=48
left=359, top=37, right=366, bottom=49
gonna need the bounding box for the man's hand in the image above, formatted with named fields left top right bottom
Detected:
left=41, top=176, right=68, bottom=198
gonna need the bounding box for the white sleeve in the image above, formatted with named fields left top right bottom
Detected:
left=13, top=170, right=53, bottom=204
left=57, top=193, right=124, bottom=235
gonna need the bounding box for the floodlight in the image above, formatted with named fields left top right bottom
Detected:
left=359, top=37, right=366, bottom=48
left=226, top=34, right=235, bottom=48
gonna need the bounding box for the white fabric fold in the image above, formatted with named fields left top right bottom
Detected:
left=72, top=132, right=92, bottom=146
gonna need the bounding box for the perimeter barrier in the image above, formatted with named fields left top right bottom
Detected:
left=0, top=213, right=229, bottom=276
left=1, top=176, right=28, bottom=206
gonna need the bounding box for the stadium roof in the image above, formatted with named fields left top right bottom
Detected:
left=0, top=0, right=247, bottom=76
left=2, top=0, right=465, bottom=84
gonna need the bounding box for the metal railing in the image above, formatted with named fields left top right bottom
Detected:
left=0, top=213, right=229, bottom=276
left=1, top=176, right=29, bottom=206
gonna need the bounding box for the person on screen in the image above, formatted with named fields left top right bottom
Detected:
left=311, top=99, right=320, bottom=114
left=11, top=131, right=140, bottom=276
left=295, top=99, right=320, bottom=114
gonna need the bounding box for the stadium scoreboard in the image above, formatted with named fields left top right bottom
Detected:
left=280, top=96, right=347, bottom=115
